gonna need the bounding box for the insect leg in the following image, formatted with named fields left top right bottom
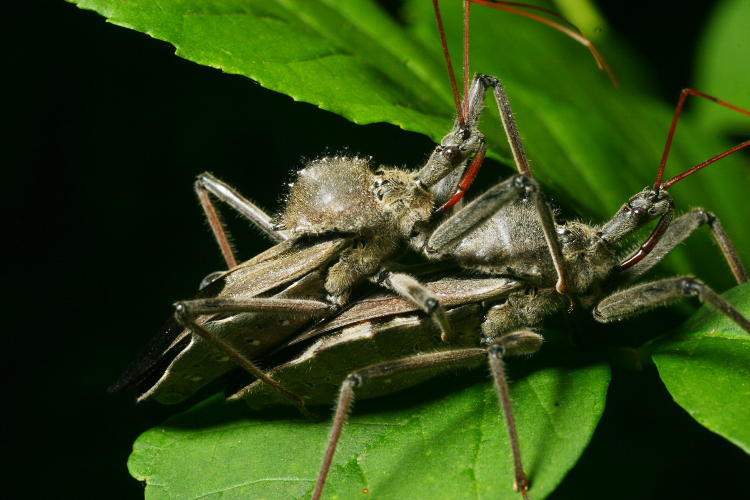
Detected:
left=472, top=74, right=531, bottom=177
left=312, top=348, right=488, bottom=500
left=437, top=74, right=530, bottom=212
left=313, top=329, right=543, bottom=500
left=376, top=271, right=453, bottom=342
left=427, top=174, right=569, bottom=294
left=325, top=236, right=399, bottom=306
left=594, top=277, right=750, bottom=334
left=616, top=208, right=748, bottom=284
left=174, top=296, right=331, bottom=417
left=487, top=330, right=544, bottom=500
left=195, top=172, right=288, bottom=268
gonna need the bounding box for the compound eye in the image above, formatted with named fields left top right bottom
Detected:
left=632, top=207, right=645, bottom=218
left=440, top=145, right=461, bottom=162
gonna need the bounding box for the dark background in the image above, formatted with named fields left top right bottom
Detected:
left=9, top=1, right=748, bottom=498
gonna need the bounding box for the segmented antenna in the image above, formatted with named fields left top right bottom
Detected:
left=462, top=0, right=471, bottom=121
left=654, top=88, right=750, bottom=190
left=432, top=0, right=465, bottom=126
left=470, top=0, right=618, bottom=87
left=617, top=91, right=748, bottom=274
left=432, top=0, right=619, bottom=128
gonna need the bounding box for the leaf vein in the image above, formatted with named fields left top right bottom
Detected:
left=193, top=477, right=315, bottom=499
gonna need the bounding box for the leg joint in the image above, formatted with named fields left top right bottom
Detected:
left=679, top=277, right=704, bottom=296
left=425, top=297, right=439, bottom=314
left=487, top=343, right=506, bottom=359
left=174, top=301, right=188, bottom=318
left=346, top=373, right=363, bottom=388
left=373, top=268, right=389, bottom=286
left=511, top=174, right=536, bottom=193
left=477, top=73, right=499, bottom=88
left=194, top=171, right=213, bottom=189
left=701, top=209, right=717, bottom=226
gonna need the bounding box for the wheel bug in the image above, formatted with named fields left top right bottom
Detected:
left=113, top=0, right=612, bottom=416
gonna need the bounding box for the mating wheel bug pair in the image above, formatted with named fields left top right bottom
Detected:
left=113, top=0, right=613, bottom=412
left=113, top=1, right=750, bottom=499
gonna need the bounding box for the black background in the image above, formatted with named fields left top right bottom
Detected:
left=10, top=1, right=749, bottom=498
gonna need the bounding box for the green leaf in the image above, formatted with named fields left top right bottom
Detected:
left=69, top=0, right=750, bottom=287
left=694, top=0, right=750, bottom=135
left=128, top=355, right=610, bottom=499
left=651, top=282, right=750, bottom=454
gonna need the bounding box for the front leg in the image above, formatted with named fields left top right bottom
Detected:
left=616, top=208, right=748, bottom=284
left=431, top=74, right=534, bottom=212
left=311, top=330, right=543, bottom=500
left=594, top=277, right=750, bottom=334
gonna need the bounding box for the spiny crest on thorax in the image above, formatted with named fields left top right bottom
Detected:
left=277, top=156, right=382, bottom=234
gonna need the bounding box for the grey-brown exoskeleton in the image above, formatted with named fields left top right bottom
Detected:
left=112, top=65, right=500, bottom=413
left=114, top=2, right=749, bottom=499
left=113, top=0, right=615, bottom=416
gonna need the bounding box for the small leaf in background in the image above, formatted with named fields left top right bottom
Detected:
left=128, top=356, right=610, bottom=499
left=651, top=283, right=750, bottom=454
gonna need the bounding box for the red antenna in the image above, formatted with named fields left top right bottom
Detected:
left=654, top=88, right=750, bottom=190
left=432, top=0, right=465, bottom=126
left=462, top=0, right=471, bottom=121
left=432, top=0, right=619, bottom=130
left=470, top=0, right=618, bottom=87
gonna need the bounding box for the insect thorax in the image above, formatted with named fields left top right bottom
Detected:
left=278, top=156, right=433, bottom=240
left=448, top=200, right=617, bottom=294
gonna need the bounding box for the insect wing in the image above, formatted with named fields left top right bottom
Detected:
left=115, top=237, right=348, bottom=404
left=232, top=276, right=521, bottom=407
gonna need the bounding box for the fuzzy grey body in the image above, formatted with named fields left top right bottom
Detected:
left=277, top=156, right=438, bottom=305
left=236, top=180, right=750, bottom=409
left=280, top=157, right=387, bottom=235
left=116, top=73, right=493, bottom=406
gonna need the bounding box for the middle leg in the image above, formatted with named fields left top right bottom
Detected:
left=311, top=330, right=543, bottom=500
